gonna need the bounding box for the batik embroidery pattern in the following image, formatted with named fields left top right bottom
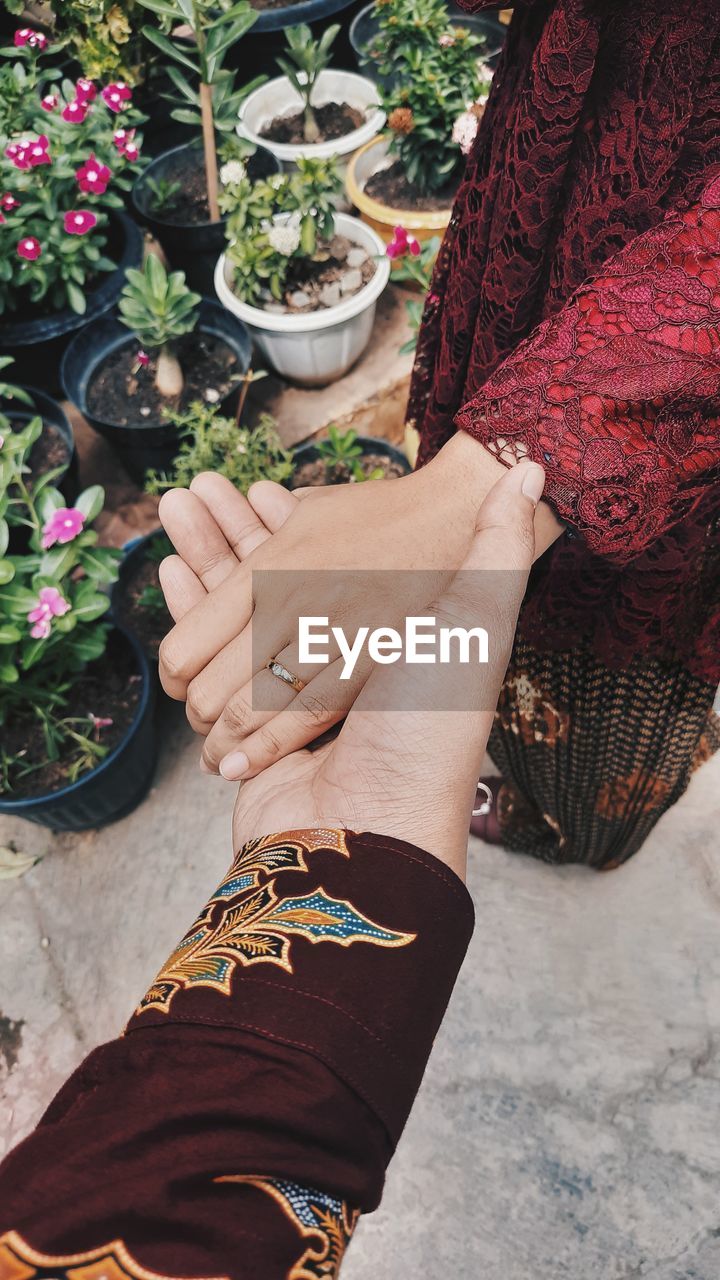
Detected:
left=216, top=1176, right=358, bottom=1279
left=0, top=1232, right=222, bottom=1280
left=136, top=829, right=415, bottom=1016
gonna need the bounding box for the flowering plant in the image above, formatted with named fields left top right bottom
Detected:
left=370, top=0, right=492, bottom=194
left=3, top=0, right=138, bottom=81
left=0, top=29, right=145, bottom=316
left=386, top=227, right=441, bottom=353
left=220, top=156, right=342, bottom=306
left=0, top=404, right=122, bottom=794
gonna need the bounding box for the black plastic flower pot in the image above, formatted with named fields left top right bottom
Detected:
left=0, top=212, right=144, bottom=395
left=131, top=143, right=281, bottom=295
left=0, top=627, right=158, bottom=832
left=60, top=299, right=252, bottom=484
left=290, top=435, right=412, bottom=484
left=110, top=528, right=173, bottom=662
left=349, top=1, right=506, bottom=80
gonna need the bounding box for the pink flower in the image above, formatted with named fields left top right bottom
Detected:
left=62, top=100, right=88, bottom=124
left=27, top=586, right=70, bottom=639
left=76, top=154, right=111, bottom=194
left=41, top=94, right=58, bottom=112
left=137, top=349, right=149, bottom=367
left=102, top=82, right=131, bottom=113
left=17, top=237, right=41, bottom=260
left=75, top=78, right=97, bottom=104
left=41, top=506, right=85, bottom=549
left=122, top=141, right=140, bottom=162
left=26, top=135, right=51, bottom=167
left=14, top=27, right=47, bottom=49
left=1, top=193, right=20, bottom=212
left=386, top=225, right=421, bottom=259
left=63, top=209, right=97, bottom=236
left=0, top=213, right=4, bottom=226
left=112, top=127, right=134, bottom=150
left=439, top=33, right=455, bottom=47
left=88, top=712, right=113, bottom=739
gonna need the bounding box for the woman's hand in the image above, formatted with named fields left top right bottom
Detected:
left=158, top=434, right=555, bottom=783
left=162, top=462, right=545, bottom=878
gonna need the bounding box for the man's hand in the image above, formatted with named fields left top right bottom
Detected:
left=158, top=434, right=559, bottom=783
left=163, top=462, right=545, bottom=877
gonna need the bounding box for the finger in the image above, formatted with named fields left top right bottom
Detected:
left=198, top=636, right=348, bottom=774
left=159, top=555, right=206, bottom=622
left=207, top=653, right=367, bottom=779
left=246, top=479, right=301, bottom=530
left=190, top=473, right=297, bottom=555
left=158, top=488, right=240, bottom=590
left=159, top=564, right=253, bottom=699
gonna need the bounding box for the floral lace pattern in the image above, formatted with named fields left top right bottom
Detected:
left=408, top=0, right=720, bottom=681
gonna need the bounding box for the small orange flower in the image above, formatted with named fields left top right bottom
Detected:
left=388, top=106, right=415, bottom=135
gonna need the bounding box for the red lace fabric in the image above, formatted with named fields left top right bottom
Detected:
left=408, top=0, right=720, bottom=682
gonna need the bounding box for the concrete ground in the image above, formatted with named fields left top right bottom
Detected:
left=1, top=698, right=718, bottom=1279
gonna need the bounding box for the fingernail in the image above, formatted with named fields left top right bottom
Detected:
left=219, top=751, right=249, bottom=781
left=199, top=757, right=212, bottom=774
left=520, top=462, right=545, bottom=505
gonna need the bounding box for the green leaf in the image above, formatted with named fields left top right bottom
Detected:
left=0, top=624, right=21, bottom=644
left=0, top=663, right=19, bottom=683
left=66, top=282, right=87, bottom=315
left=143, top=26, right=200, bottom=74
left=75, top=485, right=105, bottom=523
left=0, top=560, right=15, bottom=586
left=73, top=594, right=111, bottom=622
left=0, top=518, right=8, bottom=558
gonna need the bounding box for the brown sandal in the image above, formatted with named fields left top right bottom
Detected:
left=469, top=775, right=504, bottom=844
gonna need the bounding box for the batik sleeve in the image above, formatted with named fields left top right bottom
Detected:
left=0, top=828, right=473, bottom=1280
left=455, top=174, right=720, bottom=565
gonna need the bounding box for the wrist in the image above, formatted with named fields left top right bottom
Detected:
left=425, top=430, right=507, bottom=518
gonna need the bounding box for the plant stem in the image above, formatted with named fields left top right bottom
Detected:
left=200, top=81, right=220, bottom=222
left=303, top=103, right=320, bottom=144
left=156, top=343, right=184, bottom=398
left=234, top=369, right=253, bottom=428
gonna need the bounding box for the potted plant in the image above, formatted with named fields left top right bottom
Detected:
left=61, top=254, right=252, bottom=481
left=290, top=424, right=411, bottom=486
left=0, top=416, right=157, bottom=831
left=0, top=27, right=145, bottom=388
left=112, top=403, right=293, bottom=656
left=130, top=0, right=277, bottom=292
left=238, top=22, right=385, bottom=186
left=214, top=156, right=390, bottom=385
left=345, top=0, right=493, bottom=242
left=349, top=0, right=506, bottom=80
left=0, top=357, right=77, bottom=509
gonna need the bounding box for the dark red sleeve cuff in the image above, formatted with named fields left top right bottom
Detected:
left=127, top=828, right=474, bottom=1146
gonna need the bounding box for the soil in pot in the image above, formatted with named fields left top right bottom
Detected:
left=146, top=147, right=278, bottom=226
left=259, top=234, right=376, bottom=314
left=115, top=533, right=173, bottom=660
left=364, top=160, right=458, bottom=212
left=1, top=640, right=143, bottom=800
left=261, top=101, right=366, bottom=145
left=8, top=417, right=71, bottom=484
left=86, top=334, right=241, bottom=428
left=291, top=452, right=406, bottom=486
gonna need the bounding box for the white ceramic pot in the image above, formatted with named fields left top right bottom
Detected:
left=214, top=213, right=390, bottom=386
left=237, top=69, right=385, bottom=177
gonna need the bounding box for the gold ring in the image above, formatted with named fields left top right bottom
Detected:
left=266, top=658, right=306, bottom=693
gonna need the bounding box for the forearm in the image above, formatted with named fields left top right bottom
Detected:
left=426, top=429, right=564, bottom=558
left=0, top=829, right=473, bottom=1280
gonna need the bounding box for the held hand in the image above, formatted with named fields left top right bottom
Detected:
left=163, top=463, right=545, bottom=878
left=158, top=435, right=527, bottom=782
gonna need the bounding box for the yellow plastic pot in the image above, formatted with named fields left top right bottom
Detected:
left=345, top=136, right=453, bottom=245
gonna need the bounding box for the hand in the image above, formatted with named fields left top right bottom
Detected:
left=162, top=462, right=545, bottom=878
left=158, top=434, right=555, bottom=782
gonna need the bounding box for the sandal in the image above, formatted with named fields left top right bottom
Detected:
left=469, top=775, right=504, bottom=844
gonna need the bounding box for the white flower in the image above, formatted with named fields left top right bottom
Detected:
left=220, top=160, right=246, bottom=186
left=269, top=174, right=284, bottom=189
left=452, top=110, right=479, bottom=156
left=267, top=223, right=301, bottom=256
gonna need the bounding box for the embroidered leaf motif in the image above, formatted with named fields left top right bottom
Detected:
left=136, top=829, right=414, bottom=1016
left=215, top=1176, right=359, bottom=1280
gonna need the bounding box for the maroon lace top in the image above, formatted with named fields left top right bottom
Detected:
left=408, top=0, right=720, bottom=683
